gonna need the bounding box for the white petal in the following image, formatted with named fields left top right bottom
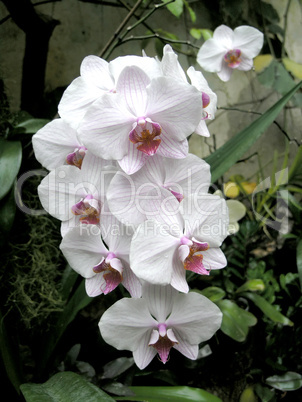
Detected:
left=116, top=66, right=150, bottom=116
left=32, top=119, right=80, bottom=170
left=213, top=25, right=234, bottom=48
left=121, top=260, right=142, bottom=298
left=182, top=193, right=229, bottom=247
left=58, top=77, right=104, bottom=129
left=80, top=55, right=114, bottom=89
left=196, top=39, right=226, bottom=73
left=59, top=225, right=108, bottom=277
left=194, top=119, right=210, bottom=137
left=133, top=329, right=157, bottom=369
left=161, top=45, right=187, bottom=82
left=237, top=56, right=254, bottom=71
left=156, top=135, right=188, bottom=159
left=99, top=297, right=157, bottom=351
left=146, top=77, right=202, bottom=140
left=110, top=55, right=162, bottom=81
left=38, top=165, right=86, bottom=221
left=85, top=275, right=106, bottom=297
left=78, top=93, right=135, bottom=160
left=118, top=141, right=148, bottom=175
left=217, top=63, right=233, bottom=82
left=170, top=255, right=189, bottom=293
left=130, top=220, right=179, bottom=285
left=166, top=292, right=222, bottom=344
left=172, top=330, right=199, bottom=360
left=233, top=25, right=264, bottom=59
left=142, top=283, right=177, bottom=322
left=202, top=247, right=227, bottom=271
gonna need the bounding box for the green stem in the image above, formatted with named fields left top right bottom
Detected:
left=281, top=0, right=293, bottom=59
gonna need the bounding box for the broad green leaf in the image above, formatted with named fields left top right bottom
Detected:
left=190, top=28, right=213, bottom=41
left=199, top=286, right=226, bottom=302
left=254, top=383, right=276, bottom=402
left=163, top=0, right=183, bottom=17
left=0, top=310, right=23, bottom=393
left=102, top=357, right=134, bottom=379
left=15, top=118, right=49, bottom=134
left=257, top=60, right=297, bottom=95
left=236, top=279, right=265, bottom=293
left=206, top=81, right=302, bottom=182
left=0, top=187, right=16, bottom=237
left=266, top=371, right=302, bottom=391
left=282, top=58, right=302, bottom=80
left=254, top=54, right=273, bottom=73
left=297, top=238, right=302, bottom=290
left=0, top=139, right=22, bottom=200
left=216, top=300, right=257, bottom=342
left=243, top=292, right=293, bottom=326
left=115, top=386, right=222, bottom=401
left=20, top=371, right=115, bottom=402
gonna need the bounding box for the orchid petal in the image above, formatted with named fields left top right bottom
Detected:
left=196, top=39, right=226, bottom=73
left=147, top=77, right=202, bottom=140
left=121, top=260, right=142, bottom=298
left=130, top=220, right=179, bottom=285
left=142, top=283, right=177, bottom=322
left=133, top=329, right=157, bottom=369
left=166, top=292, right=222, bottom=344
left=118, top=141, right=148, bottom=175
left=78, top=93, right=135, bottom=160
left=217, top=63, right=233, bottom=81
left=233, top=26, right=264, bottom=59
left=99, top=297, right=157, bottom=351
left=80, top=55, right=114, bottom=89
left=110, top=55, right=162, bottom=82
left=59, top=225, right=108, bottom=277
left=156, top=134, right=188, bottom=159
left=172, top=330, right=199, bottom=360
left=32, top=119, right=81, bottom=170
left=101, top=212, right=133, bottom=255
left=227, top=199, right=246, bottom=222
left=236, top=56, right=254, bottom=71
left=170, top=255, right=189, bottom=293
left=116, top=66, right=150, bottom=116
left=85, top=275, right=106, bottom=297
left=201, top=247, right=227, bottom=271
left=161, top=44, right=187, bottom=82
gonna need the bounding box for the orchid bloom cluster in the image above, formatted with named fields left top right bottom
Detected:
left=32, top=37, right=243, bottom=369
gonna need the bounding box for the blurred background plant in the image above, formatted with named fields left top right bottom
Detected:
left=0, top=0, right=301, bottom=401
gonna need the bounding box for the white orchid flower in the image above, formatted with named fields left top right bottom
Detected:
left=99, top=283, right=222, bottom=369
left=197, top=25, right=264, bottom=81
left=106, top=153, right=211, bottom=228
left=38, top=152, right=117, bottom=236
left=32, top=118, right=87, bottom=171
left=226, top=199, right=246, bottom=234
left=58, top=54, right=162, bottom=129
left=60, top=213, right=141, bottom=298
left=77, top=65, right=202, bottom=175
left=162, top=44, right=217, bottom=137
left=130, top=190, right=228, bottom=293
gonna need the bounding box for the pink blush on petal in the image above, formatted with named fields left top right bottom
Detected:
left=224, top=49, right=242, bottom=68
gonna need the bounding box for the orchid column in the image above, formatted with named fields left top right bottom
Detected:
left=32, top=45, right=229, bottom=369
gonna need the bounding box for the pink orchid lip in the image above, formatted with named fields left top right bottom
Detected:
left=93, top=254, right=123, bottom=295
left=66, top=146, right=87, bottom=169
left=71, top=194, right=100, bottom=224
left=164, top=186, right=184, bottom=203
left=224, top=49, right=242, bottom=68
left=129, top=118, right=162, bottom=156
left=202, top=92, right=210, bottom=109
left=180, top=239, right=210, bottom=275
left=149, top=324, right=178, bottom=364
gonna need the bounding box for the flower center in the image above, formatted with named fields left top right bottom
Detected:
left=224, top=49, right=242, bottom=68
left=129, top=118, right=161, bottom=156
left=178, top=238, right=210, bottom=275
left=149, top=323, right=178, bottom=364
left=66, top=146, right=87, bottom=168
left=93, top=252, right=123, bottom=295
left=71, top=194, right=100, bottom=224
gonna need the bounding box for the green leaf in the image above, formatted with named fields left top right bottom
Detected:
left=297, top=238, right=302, bottom=290
left=0, top=187, right=16, bottom=243
left=239, top=386, right=258, bottom=402
left=20, top=371, right=115, bottom=401
left=236, top=279, right=265, bottom=293
left=163, top=0, right=183, bottom=17
left=206, top=81, right=302, bottom=182
left=189, top=28, right=212, bottom=40
left=265, top=371, right=302, bottom=391
left=0, top=139, right=22, bottom=201
left=102, top=357, right=134, bottom=379
left=199, top=286, right=226, bottom=302
left=216, top=300, right=257, bottom=342
left=243, top=292, right=293, bottom=326
left=115, top=386, right=222, bottom=401
left=15, top=118, right=49, bottom=134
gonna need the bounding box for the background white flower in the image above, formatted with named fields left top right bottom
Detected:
left=197, top=25, right=264, bottom=81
